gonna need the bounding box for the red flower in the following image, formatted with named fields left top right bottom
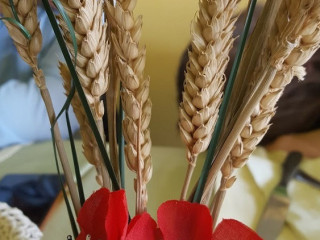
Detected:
left=76, top=188, right=262, bottom=240
left=213, top=219, right=263, bottom=240
left=126, top=211, right=158, bottom=240
left=77, top=188, right=128, bottom=240
left=157, top=200, right=213, bottom=240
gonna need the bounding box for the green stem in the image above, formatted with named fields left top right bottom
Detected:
left=118, top=99, right=125, bottom=189
left=51, top=132, right=78, bottom=238
left=66, top=107, right=85, bottom=205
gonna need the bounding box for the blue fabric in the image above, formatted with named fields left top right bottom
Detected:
left=0, top=174, right=64, bottom=225
left=0, top=8, right=79, bottom=148
left=0, top=9, right=55, bottom=85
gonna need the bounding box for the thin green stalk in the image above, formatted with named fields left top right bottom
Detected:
left=52, top=0, right=77, bottom=62
left=117, top=99, right=125, bottom=189
left=54, top=84, right=75, bottom=121
left=8, top=0, right=19, bottom=23
left=0, top=17, right=30, bottom=39
left=44, top=0, right=84, bottom=204
left=66, top=106, right=85, bottom=206
left=51, top=132, right=78, bottom=239
left=193, top=0, right=257, bottom=203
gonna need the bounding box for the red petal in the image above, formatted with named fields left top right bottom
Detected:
left=106, top=190, right=128, bottom=240
left=77, top=188, right=110, bottom=239
left=157, top=200, right=213, bottom=240
left=76, top=232, right=86, bottom=240
left=212, top=219, right=263, bottom=240
left=126, top=213, right=158, bottom=240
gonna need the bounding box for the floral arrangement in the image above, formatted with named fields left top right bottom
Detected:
left=1, top=0, right=320, bottom=239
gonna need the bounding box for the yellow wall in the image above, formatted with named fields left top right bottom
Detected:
left=134, top=0, right=253, bottom=147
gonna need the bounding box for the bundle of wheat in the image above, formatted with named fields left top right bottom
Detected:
left=204, top=0, right=320, bottom=224
left=2, top=0, right=320, bottom=236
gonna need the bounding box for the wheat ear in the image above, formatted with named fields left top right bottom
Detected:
left=211, top=0, right=320, bottom=224
left=179, top=0, right=239, bottom=200
left=106, top=0, right=152, bottom=215
left=57, top=0, right=111, bottom=188
left=0, top=0, right=81, bottom=214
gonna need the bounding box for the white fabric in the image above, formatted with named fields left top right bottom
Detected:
left=0, top=202, right=43, bottom=240
left=220, top=148, right=320, bottom=240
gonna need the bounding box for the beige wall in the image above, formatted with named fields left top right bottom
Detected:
left=135, top=0, right=251, bottom=147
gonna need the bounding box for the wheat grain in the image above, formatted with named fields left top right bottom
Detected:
left=106, top=0, right=152, bottom=215
left=179, top=0, right=240, bottom=200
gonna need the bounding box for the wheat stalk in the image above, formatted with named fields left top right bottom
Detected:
left=0, top=0, right=81, bottom=214
left=57, top=0, right=111, bottom=188
left=202, top=0, right=320, bottom=219
left=105, top=3, right=121, bottom=184
left=179, top=0, right=240, bottom=200
left=105, top=0, right=152, bottom=215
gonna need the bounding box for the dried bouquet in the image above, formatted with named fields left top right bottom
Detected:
left=1, top=0, right=320, bottom=239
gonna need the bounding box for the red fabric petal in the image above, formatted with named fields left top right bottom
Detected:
left=77, top=188, right=110, bottom=240
left=126, top=213, right=158, bottom=240
left=76, top=231, right=86, bottom=240
left=212, top=219, right=263, bottom=240
left=157, top=200, right=213, bottom=240
left=106, top=190, right=128, bottom=240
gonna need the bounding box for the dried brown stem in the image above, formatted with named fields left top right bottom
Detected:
left=36, top=70, right=81, bottom=215
left=180, top=155, right=196, bottom=200
left=106, top=70, right=120, bottom=182
left=201, top=65, right=277, bottom=205
left=105, top=1, right=120, bottom=184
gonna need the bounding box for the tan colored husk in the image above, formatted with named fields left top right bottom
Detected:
left=57, top=0, right=111, bottom=188
left=204, top=0, right=320, bottom=222
left=0, top=0, right=81, bottom=214
left=179, top=0, right=240, bottom=200
left=105, top=0, right=152, bottom=215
